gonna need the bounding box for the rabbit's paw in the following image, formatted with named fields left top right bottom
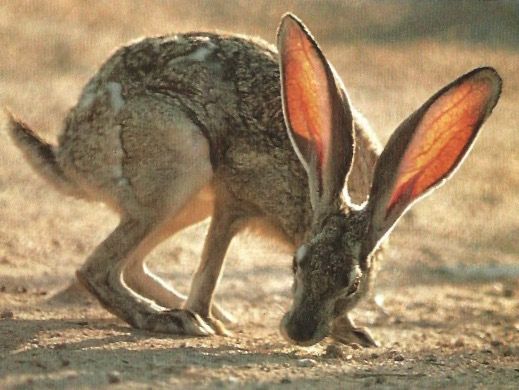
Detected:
left=211, top=303, right=236, bottom=325
left=330, top=315, right=379, bottom=348
left=143, top=309, right=215, bottom=336
left=203, top=317, right=233, bottom=337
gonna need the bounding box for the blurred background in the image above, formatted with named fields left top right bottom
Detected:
left=1, top=0, right=517, bottom=288
left=0, top=1, right=518, bottom=387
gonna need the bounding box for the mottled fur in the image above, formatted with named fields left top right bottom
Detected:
left=7, top=30, right=380, bottom=338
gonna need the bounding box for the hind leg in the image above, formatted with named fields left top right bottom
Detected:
left=76, top=214, right=213, bottom=335
left=122, top=194, right=236, bottom=324
left=73, top=97, right=224, bottom=334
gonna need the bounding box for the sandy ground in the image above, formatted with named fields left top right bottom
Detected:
left=0, top=1, right=518, bottom=389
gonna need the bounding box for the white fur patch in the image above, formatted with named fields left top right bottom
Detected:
left=106, top=82, right=125, bottom=113
left=78, top=83, right=97, bottom=109
left=169, top=42, right=216, bottom=65
left=295, top=245, right=308, bottom=263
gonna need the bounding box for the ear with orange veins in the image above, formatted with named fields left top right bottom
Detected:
left=278, top=13, right=354, bottom=209
left=364, top=67, right=501, bottom=254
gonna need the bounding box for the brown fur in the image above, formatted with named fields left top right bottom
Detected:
left=7, top=28, right=380, bottom=339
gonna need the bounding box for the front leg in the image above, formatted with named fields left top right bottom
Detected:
left=330, top=314, right=379, bottom=347
left=184, top=200, right=241, bottom=336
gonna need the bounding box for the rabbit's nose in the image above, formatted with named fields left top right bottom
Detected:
left=280, top=311, right=326, bottom=346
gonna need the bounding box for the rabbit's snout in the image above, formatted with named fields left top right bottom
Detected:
left=280, top=308, right=329, bottom=346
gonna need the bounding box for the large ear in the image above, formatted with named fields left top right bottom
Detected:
left=363, top=67, right=501, bottom=254
left=277, top=13, right=355, bottom=211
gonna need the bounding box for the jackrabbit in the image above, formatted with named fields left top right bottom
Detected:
left=7, top=13, right=500, bottom=347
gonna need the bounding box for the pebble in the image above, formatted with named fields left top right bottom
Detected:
left=490, top=340, right=503, bottom=347
left=107, top=371, right=121, bottom=384
left=453, top=338, right=465, bottom=347
left=324, top=344, right=344, bottom=359
left=296, top=358, right=317, bottom=368
left=227, top=376, right=239, bottom=384
left=386, top=349, right=405, bottom=362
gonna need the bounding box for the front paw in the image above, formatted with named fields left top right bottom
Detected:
left=331, top=326, right=379, bottom=347
left=203, top=317, right=233, bottom=337
left=211, top=303, right=236, bottom=325
left=330, top=316, right=379, bottom=348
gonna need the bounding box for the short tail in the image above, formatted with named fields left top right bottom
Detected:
left=6, top=110, right=85, bottom=198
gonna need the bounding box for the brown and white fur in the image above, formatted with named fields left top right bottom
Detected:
left=7, top=14, right=500, bottom=346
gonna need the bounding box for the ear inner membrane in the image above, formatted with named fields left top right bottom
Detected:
left=385, top=73, right=499, bottom=216
left=281, top=33, right=331, bottom=172
left=278, top=14, right=354, bottom=204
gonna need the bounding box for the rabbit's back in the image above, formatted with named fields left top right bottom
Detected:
left=56, top=32, right=378, bottom=241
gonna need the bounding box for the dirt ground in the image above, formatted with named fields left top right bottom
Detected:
left=1, top=1, right=518, bottom=389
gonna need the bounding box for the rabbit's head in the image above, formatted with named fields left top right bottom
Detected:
left=277, top=13, right=501, bottom=346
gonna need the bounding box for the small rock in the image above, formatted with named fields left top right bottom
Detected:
left=324, top=344, right=344, bottom=359
left=453, top=338, right=465, bottom=347
left=227, top=376, right=239, bottom=384
left=296, top=358, right=317, bottom=368
left=15, top=286, right=27, bottom=294
left=107, top=371, right=121, bottom=384
left=33, top=360, right=47, bottom=369
left=0, top=256, right=11, bottom=264
left=280, top=377, right=291, bottom=384
left=387, top=349, right=404, bottom=361
left=1, top=310, right=14, bottom=319
left=490, top=340, right=502, bottom=347
left=370, top=353, right=379, bottom=359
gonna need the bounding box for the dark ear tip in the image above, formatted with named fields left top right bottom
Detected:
left=470, top=66, right=503, bottom=93
left=278, top=13, right=304, bottom=39
left=280, top=12, right=302, bottom=25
